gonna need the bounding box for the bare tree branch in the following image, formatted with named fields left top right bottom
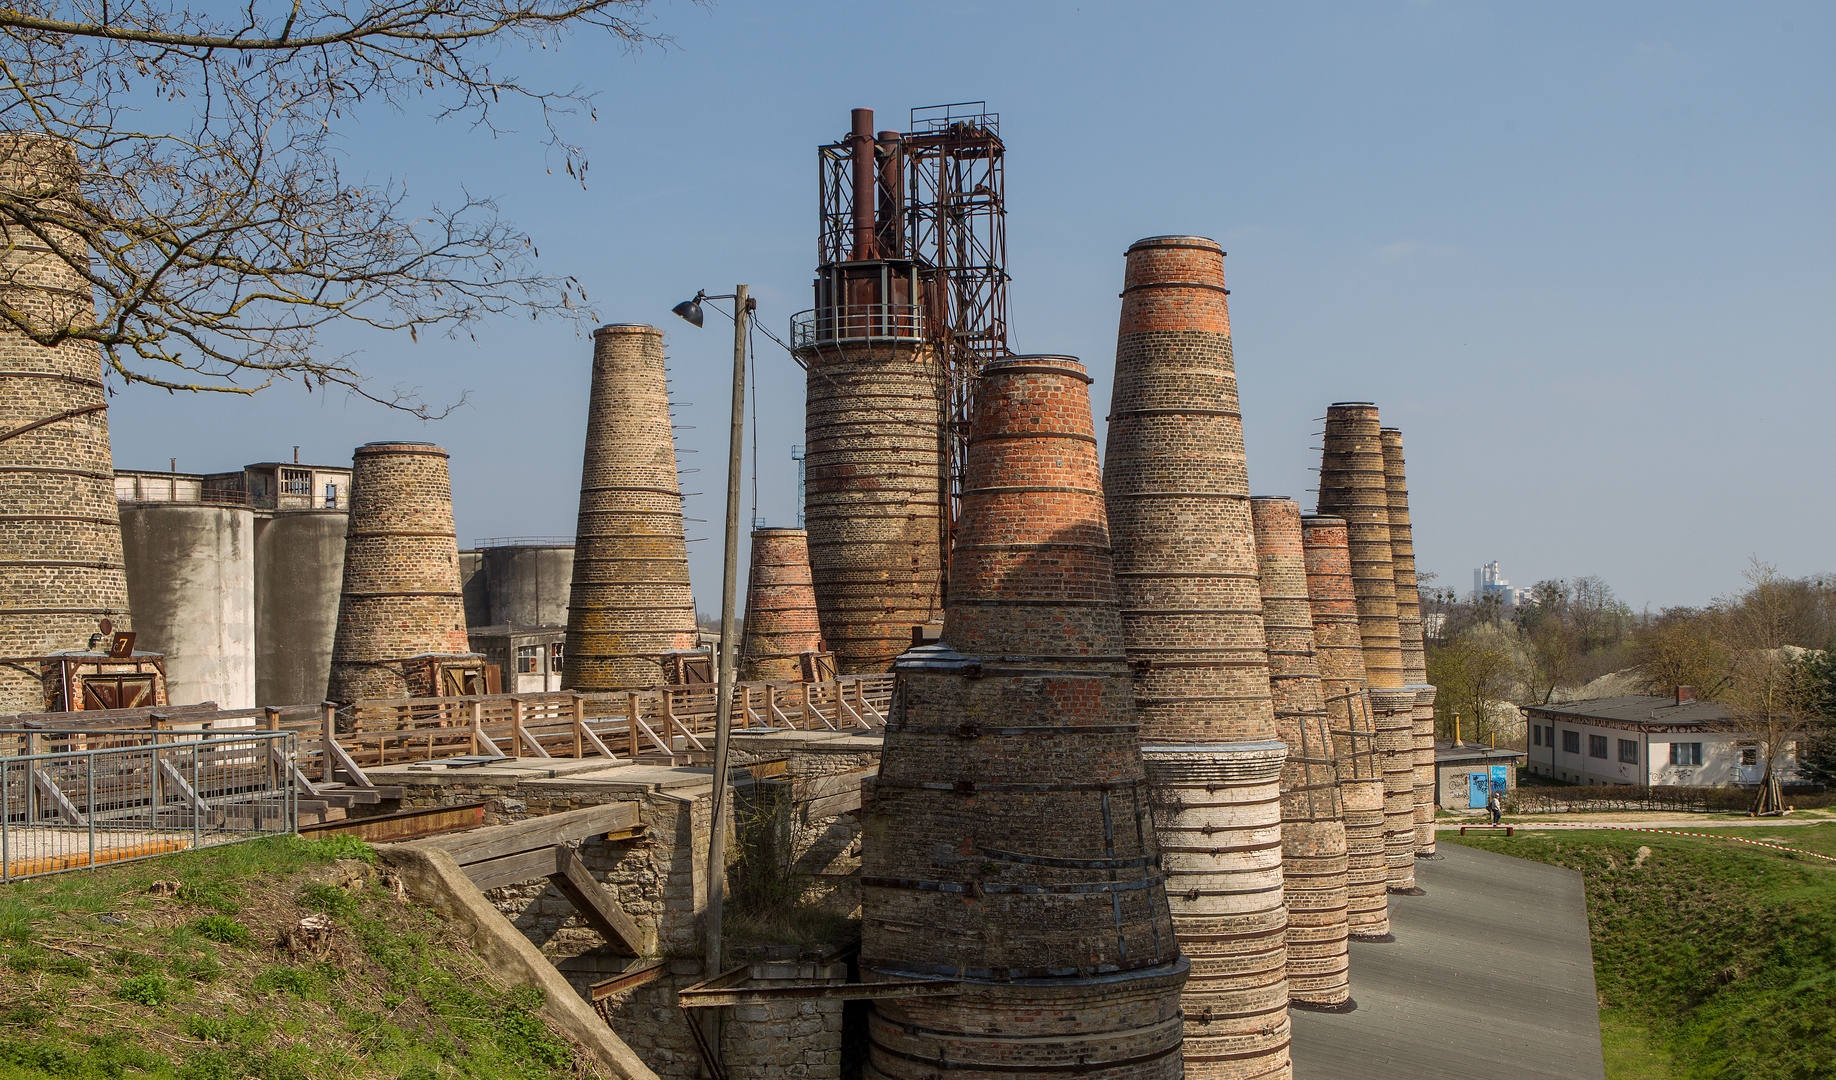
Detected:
left=0, top=0, right=668, bottom=415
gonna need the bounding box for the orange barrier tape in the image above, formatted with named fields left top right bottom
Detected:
left=1499, top=822, right=1836, bottom=864
left=4, top=836, right=193, bottom=878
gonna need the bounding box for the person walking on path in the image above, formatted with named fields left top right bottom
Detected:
left=1487, top=787, right=1503, bottom=826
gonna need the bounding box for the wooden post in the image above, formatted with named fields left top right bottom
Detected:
left=469, top=699, right=483, bottom=757
left=800, top=682, right=812, bottom=730
left=626, top=693, right=640, bottom=759
left=511, top=697, right=526, bottom=761
left=572, top=694, right=585, bottom=758
left=661, top=692, right=678, bottom=755
left=765, top=685, right=776, bottom=730
left=320, top=701, right=336, bottom=783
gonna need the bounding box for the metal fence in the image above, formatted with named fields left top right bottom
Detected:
left=0, top=729, right=297, bottom=880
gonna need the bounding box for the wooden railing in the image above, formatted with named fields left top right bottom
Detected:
left=0, top=675, right=895, bottom=797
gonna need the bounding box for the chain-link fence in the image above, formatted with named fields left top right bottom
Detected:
left=0, top=729, right=296, bottom=880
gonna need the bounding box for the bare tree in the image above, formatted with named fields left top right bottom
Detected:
left=0, top=0, right=665, bottom=413
left=1633, top=607, right=1730, bottom=699
left=1428, top=622, right=1529, bottom=746
left=1713, top=560, right=1820, bottom=814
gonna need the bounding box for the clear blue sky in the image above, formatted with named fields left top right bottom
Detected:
left=107, top=1, right=1835, bottom=615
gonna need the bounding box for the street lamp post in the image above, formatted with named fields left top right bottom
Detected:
left=672, top=285, right=751, bottom=987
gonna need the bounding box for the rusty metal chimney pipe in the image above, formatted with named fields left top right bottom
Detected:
left=850, top=108, right=877, bottom=261
left=876, top=130, right=904, bottom=259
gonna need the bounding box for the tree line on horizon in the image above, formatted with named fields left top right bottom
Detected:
left=1422, top=561, right=1836, bottom=807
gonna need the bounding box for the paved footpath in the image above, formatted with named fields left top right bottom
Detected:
left=1288, top=843, right=1605, bottom=1080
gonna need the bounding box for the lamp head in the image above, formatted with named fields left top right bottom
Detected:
left=672, top=290, right=707, bottom=328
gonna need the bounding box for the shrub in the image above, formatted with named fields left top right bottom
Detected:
left=299, top=883, right=359, bottom=919
left=116, top=972, right=171, bottom=1007
left=190, top=914, right=256, bottom=948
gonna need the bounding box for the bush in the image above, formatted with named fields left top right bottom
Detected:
left=116, top=972, right=171, bottom=1007
left=299, top=882, right=359, bottom=919
left=189, top=914, right=255, bottom=948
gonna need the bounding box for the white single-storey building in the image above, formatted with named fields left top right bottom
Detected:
left=1522, top=688, right=1800, bottom=788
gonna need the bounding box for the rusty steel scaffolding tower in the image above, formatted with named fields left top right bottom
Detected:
left=794, top=104, right=1009, bottom=671
left=798, top=101, right=1009, bottom=551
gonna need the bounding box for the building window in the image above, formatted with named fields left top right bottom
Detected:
left=549, top=642, right=564, bottom=671
left=1740, top=747, right=1759, bottom=767
left=516, top=645, right=539, bottom=674
left=324, top=482, right=338, bottom=508
left=1589, top=734, right=1608, bottom=759
left=1534, top=726, right=1542, bottom=747
left=1563, top=729, right=1580, bottom=754
left=280, top=467, right=311, bottom=496
left=1669, top=742, right=1702, bottom=766
left=1619, top=739, right=1638, bottom=764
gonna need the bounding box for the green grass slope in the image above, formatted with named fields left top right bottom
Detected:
left=1446, top=824, right=1836, bottom=1080
left=0, top=835, right=597, bottom=1080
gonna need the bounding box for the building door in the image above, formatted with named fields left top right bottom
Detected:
left=1737, top=747, right=1762, bottom=784
left=1469, top=772, right=1490, bottom=809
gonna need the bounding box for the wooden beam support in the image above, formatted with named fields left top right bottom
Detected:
left=411, top=800, right=640, bottom=865
left=549, top=846, right=648, bottom=956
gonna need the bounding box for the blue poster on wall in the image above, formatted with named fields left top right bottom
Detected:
left=1491, top=764, right=1509, bottom=794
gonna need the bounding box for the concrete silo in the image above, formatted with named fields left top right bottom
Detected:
left=119, top=503, right=256, bottom=708
left=255, top=510, right=347, bottom=706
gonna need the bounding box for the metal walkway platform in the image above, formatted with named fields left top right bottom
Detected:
left=1290, top=841, right=1605, bottom=1079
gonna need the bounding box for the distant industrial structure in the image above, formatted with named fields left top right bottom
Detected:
left=1473, top=560, right=1531, bottom=607
left=460, top=539, right=572, bottom=693
left=114, top=456, right=354, bottom=708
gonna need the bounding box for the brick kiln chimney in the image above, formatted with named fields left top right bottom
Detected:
left=327, top=442, right=477, bottom=701
left=1301, top=514, right=1390, bottom=941
left=1318, top=403, right=1417, bottom=895
left=860, top=355, right=1186, bottom=1080
left=1382, top=427, right=1439, bottom=858
left=740, top=527, right=822, bottom=682
left=1102, top=235, right=1290, bottom=1079
left=1253, top=497, right=1353, bottom=1010
left=799, top=108, right=947, bottom=675
left=0, top=135, right=134, bottom=713
left=562, top=324, right=699, bottom=692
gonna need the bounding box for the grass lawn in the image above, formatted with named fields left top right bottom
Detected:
left=1445, top=822, right=1836, bottom=1080
left=0, top=834, right=590, bottom=1080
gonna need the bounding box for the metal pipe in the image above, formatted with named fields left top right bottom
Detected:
left=849, top=109, right=876, bottom=260
left=876, top=130, right=904, bottom=258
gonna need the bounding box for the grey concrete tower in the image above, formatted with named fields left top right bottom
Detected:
left=1302, top=515, right=1389, bottom=941
left=1103, top=237, right=1290, bottom=1079
left=0, top=135, right=132, bottom=712
left=1252, top=497, right=1352, bottom=1009
left=563, top=324, right=699, bottom=691
left=327, top=442, right=475, bottom=701
left=1381, top=427, right=1439, bottom=857
left=861, top=356, right=1186, bottom=1080
left=1318, top=403, right=1416, bottom=894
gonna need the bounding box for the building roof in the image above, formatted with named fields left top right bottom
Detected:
left=1434, top=739, right=1526, bottom=764
left=1525, top=694, right=1729, bottom=728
